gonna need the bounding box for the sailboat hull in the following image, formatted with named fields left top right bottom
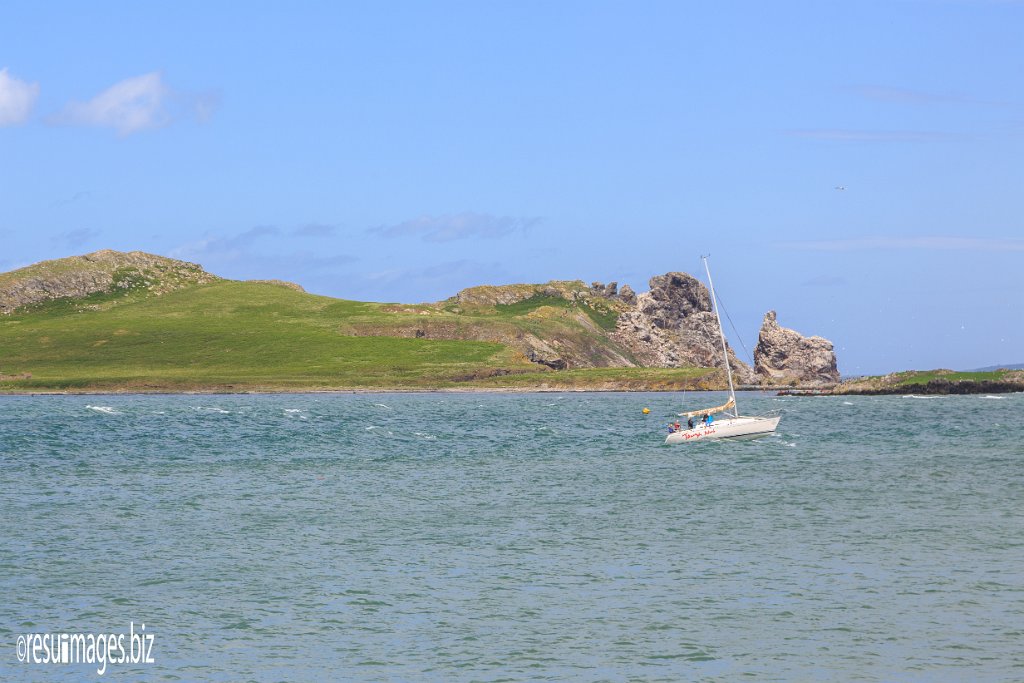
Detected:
left=665, top=415, right=780, bottom=444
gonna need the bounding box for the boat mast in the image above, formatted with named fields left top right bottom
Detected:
left=702, top=256, right=737, bottom=416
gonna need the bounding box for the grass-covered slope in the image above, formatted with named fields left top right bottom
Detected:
left=0, top=281, right=520, bottom=391
left=0, top=265, right=715, bottom=393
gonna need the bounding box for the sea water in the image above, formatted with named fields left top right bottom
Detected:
left=1, top=392, right=1022, bottom=682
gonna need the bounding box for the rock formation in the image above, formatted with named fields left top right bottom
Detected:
left=439, top=273, right=762, bottom=376
left=0, top=250, right=219, bottom=314
left=611, top=272, right=755, bottom=383
left=754, top=311, right=839, bottom=385
left=617, top=284, right=637, bottom=305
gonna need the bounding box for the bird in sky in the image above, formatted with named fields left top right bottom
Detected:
left=834, top=185, right=846, bottom=191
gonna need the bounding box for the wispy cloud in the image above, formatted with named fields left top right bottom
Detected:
left=50, top=72, right=218, bottom=136
left=292, top=223, right=338, bottom=237
left=786, top=129, right=952, bottom=142
left=244, top=252, right=357, bottom=273
left=782, top=236, right=1024, bottom=252
left=359, top=259, right=507, bottom=302
left=171, top=226, right=279, bottom=261
left=850, top=85, right=1007, bottom=107
left=52, top=227, right=101, bottom=249
left=174, top=223, right=348, bottom=262
left=170, top=225, right=355, bottom=280
left=0, top=68, right=39, bottom=126
left=221, top=225, right=278, bottom=249
left=372, top=212, right=540, bottom=242
left=51, top=191, right=92, bottom=208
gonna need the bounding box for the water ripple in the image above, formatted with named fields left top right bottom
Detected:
left=1, top=392, right=1022, bottom=681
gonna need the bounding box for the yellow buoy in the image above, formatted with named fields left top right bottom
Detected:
left=642, top=407, right=650, bottom=415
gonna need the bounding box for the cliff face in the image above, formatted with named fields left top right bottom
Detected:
left=0, top=250, right=219, bottom=314
left=754, top=310, right=839, bottom=385
left=611, top=272, right=755, bottom=383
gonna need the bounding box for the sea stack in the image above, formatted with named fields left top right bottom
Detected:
left=754, top=310, right=839, bottom=386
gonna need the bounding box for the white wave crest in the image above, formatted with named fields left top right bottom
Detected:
left=86, top=405, right=119, bottom=414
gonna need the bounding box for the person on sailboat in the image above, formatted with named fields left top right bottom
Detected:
left=707, top=413, right=714, bottom=426
left=687, top=417, right=694, bottom=430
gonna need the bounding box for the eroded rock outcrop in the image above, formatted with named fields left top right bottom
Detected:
left=617, top=284, right=637, bottom=305
left=612, top=272, right=755, bottom=383
left=0, top=250, right=219, bottom=314
left=754, top=311, right=838, bottom=385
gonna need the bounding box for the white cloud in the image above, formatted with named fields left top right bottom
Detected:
left=373, top=212, right=540, bottom=242
left=0, top=68, right=40, bottom=126
left=51, top=72, right=217, bottom=136
left=782, top=236, right=1024, bottom=251
left=55, top=72, right=169, bottom=135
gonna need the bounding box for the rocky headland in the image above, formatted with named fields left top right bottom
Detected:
left=1, top=250, right=842, bottom=392
left=432, top=272, right=838, bottom=386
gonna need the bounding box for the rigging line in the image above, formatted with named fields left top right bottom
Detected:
left=713, top=289, right=754, bottom=367
left=699, top=253, right=753, bottom=369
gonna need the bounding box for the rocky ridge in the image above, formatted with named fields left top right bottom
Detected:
left=0, top=250, right=219, bottom=314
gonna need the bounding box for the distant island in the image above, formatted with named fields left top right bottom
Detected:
left=1, top=250, right=1020, bottom=395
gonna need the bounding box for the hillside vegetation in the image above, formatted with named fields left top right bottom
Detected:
left=0, top=253, right=716, bottom=393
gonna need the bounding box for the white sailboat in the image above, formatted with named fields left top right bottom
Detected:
left=665, top=257, right=781, bottom=444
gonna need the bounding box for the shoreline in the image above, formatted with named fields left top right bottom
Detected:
left=0, top=385, right=792, bottom=397
left=5, top=383, right=1021, bottom=397
left=6, top=377, right=1020, bottom=397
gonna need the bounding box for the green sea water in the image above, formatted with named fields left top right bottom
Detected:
left=1, top=392, right=1022, bottom=682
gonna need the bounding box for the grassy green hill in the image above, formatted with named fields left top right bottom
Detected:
left=0, top=256, right=715, bottom=393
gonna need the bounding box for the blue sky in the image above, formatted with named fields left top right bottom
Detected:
left=2, top=1, right=1022, bottom=375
